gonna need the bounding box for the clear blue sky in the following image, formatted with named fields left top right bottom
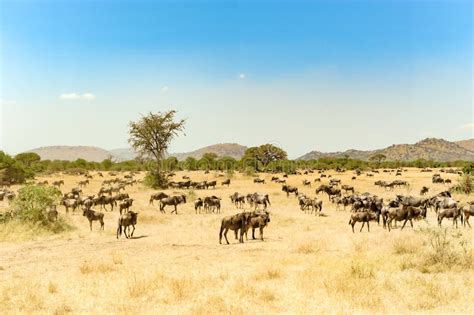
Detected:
left=1, top=0, right=472, bottom=158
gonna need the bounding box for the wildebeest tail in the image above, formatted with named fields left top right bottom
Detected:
left=219, top=220, right=224, bottom=242
left=116, top=218, right=122, bottom=239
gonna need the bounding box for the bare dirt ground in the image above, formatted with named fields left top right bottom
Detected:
left=1, top=169, right=473, bottom=314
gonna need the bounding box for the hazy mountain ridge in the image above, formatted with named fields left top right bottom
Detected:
left=28, top=146, right=113, bottom=162
left=298, top=138, right=474, bottom=162
left=27, top=143, right=248, bottom=162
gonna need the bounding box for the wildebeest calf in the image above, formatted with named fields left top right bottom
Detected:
left=83, top=208, right=104, bottom=231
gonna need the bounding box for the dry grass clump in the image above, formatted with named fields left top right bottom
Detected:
left=295, top=241, right=323, bottom=254
left=79, top=260, right=115, bottom=274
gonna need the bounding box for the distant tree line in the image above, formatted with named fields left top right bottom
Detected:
left=1, top=148, right=473, bottom=185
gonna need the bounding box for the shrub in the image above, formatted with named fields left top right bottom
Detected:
left=143, top=170, right=169, bottom=189
left=9, top=184, right=70, bottom=232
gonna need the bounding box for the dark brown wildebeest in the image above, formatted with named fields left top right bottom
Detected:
left=254, top=178, right=266, bottom=184
left=119, top=198, right=134, bottom=215
left=117, top=211, right=138, bottom=239
left=341, top=184, right=354, bottom=194
left=219, top=212, right=252, bottom=244
left=462, top=204, right=474, bottom=227
left=438, top=207, right=462, bottom=228
left=204, top=196, right=221, bottom=213
left=194, top=198, right=204, bottom=214
left=282, top=185, right=298, bottom=197
left=314, top=178, right=321, bottom=182
left=420, top=186, right=429, bottom=196
left=275, top=178, right=286, bottom=184
left=315, top=185, right=341, bottom=200
left=221, top=179, right=231, bottom=187
left=52, top=180, right=64, bottom=188
left=386, top=205, right=427, bottom=232
left=348, top=211, right=378, bottom=233
left=94, top=195, right=117, bottom=211
left=206, top=181, right=217, bottom=189
left=114, top=193, right=130, bottom=202
left=243, top=211, right=271, bottom=241
left=149, top=192, right=169, bottom=205
left=159, top=195, right=187, bottom=214
left=83, top=208, right=104, bottom=231
left=302, top=180, right=311, bottom=187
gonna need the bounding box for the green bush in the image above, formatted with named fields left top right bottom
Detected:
left=143, top=170, right=169, bottom=189
left=9, top=184, right=70, bottom=232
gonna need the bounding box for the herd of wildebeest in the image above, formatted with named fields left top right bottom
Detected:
left=0, top=167, right=473, bottom=244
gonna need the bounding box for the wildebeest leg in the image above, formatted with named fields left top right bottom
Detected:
left=367, top=221, right=370, bottom=232
left=89, top=220, right=92, bottom=231
left=387, top=218, right=392, bottom=232
left=130, top=225, right=135, bottom=237
left=409, top=219, right=413, bottom=228
left=252, top=228, right=256, bottom=240
left=259, top=227, right=264, bottom=241
left=224, top=228, right=230, bottom=244
left=401, top=219, right=409, bottom=230
left=360, top=221, right=365, bottom=232
left=100, top=219, right=104, bottom=230
left=234, top=230, right=238, bottom=240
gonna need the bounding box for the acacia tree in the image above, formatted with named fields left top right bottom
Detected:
left=369, top=153, right=387, bottom=168
left=245, top=144, right=287, bottom=171
left=128, top=111, right=185, bottom=187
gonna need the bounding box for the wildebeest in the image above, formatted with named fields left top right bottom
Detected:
left=386, top=205, right=427, bottom=231
left=117, top=211, right=138, bottom=239
left=254, top=178, right=266, bottom=184
left=52, top=180, right=64, bottom=188
left=159, top=195, right=187, bottom=214
left=194, top=198, right=204, bottom=214
left=119, top=198, right=134, bottom=215
left=302, top=180, right=311, bottom=187
left=221, top=179, right=231, bottom=187
left=315, top=184, right=341, bottom=200
left=282, top=185, right=298, bottom=197
left=83, top=208, right=104, bottom=231
left=341, top=184, right=354, bottom=194
left=204, top=196, right=221, bottom=213
left=348, top=211, right=378, bottom=233
left=206, top=181, right=217, bottom=189
left=420, top=186, right=429, bottom=195
left=247, top=193, right=271, bottom=209
left=94, top=195, right=117, bottom=211
left=78, top=180, right=89, bottom=188
left=219, top=212, right=252, bottom=244
left=230, top=192, right=246, bottom=208
left=462, top=204, right=474, bottom=227
left=438, top=207, right=462, bottom=228
left=243, top=211, right=271, bottom=241
left=61, top=198, right=79, bottom=213
left=149, top=192, right=169, bottom=205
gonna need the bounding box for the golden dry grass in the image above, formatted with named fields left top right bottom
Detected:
left=0, top=168, right=473, bottom=314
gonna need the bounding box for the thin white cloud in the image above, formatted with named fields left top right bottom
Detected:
left=0, top=99, right=16, bottom=105
left=239, top=73, right=246, bottom=79
left=59, top=92, right=96, bottom=101
left=161, top=86, right=169, bottom=93
left=459, top=122, right=474, bottom=130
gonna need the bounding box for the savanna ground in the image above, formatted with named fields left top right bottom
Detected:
left=0, top=169, right=473, bottom=314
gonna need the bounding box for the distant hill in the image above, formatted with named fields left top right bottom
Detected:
left=109, top=148, right=137, bottom=161
left=25, top=143, right=248, bottom=162
left=455, top=139, right=474, bottom=152
left=298, top=138, right=474, bottom=162
left=28, top=146, right=112, bottom=162
left=171, top=143, right=247, bottom=160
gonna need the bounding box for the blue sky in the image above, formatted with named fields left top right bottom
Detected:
left=0, top=0, right=472, bottom=158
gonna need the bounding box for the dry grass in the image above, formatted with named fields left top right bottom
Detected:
left=0, top=169, right=472, bottom=313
